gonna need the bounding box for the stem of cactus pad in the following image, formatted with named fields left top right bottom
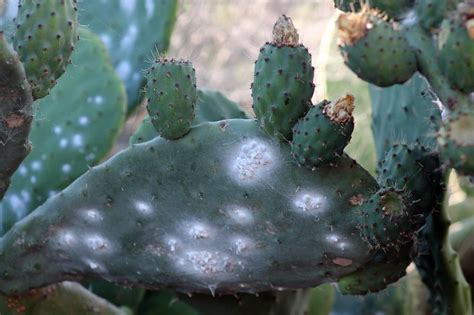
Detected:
left=0, top=32, right=33, bottom=200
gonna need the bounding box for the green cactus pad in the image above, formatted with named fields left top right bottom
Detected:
left=438, top=9, right=474, bottom=93
left=131, top=89, right=248, bottom=145
left=414, top=0, right=449, bottom=30
left=357, top=188, right=416, bottom=251
left=0, top=32, right=33, bottom=200
left=13, top=0, right=78, bottom=100
left=252, top=16, right=314, bottom=140
left=378, top=143, right=442, bottom=212
left=0, top=281, right=129, bottom=315
left=80, top=0, right=177, bottom=114
left=291, top=96, right=355, bottom=168
left=337, top=9, right=417, bottom=87
left=438, top=106, right=474, bottom=175
left=0, top=27, right=126, bottom=235
left=145, top=58, right=197, bottom=139
left=0, top=119, right=384, bottom=295
left=370, top=74, right=442, bottom=158
left=334, top=0, right=413, bottom=20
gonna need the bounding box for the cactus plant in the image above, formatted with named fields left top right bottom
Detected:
left=0, top=0, right=474, bottom=314
left=335, top=1, right=474, bottom=313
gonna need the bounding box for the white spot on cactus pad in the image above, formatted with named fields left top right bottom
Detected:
left=83, top=209, right=103, bottom=222
left=186, top=221, right=211, bottom=240
left=179, top=250, right=241, bottom=275
left=227, top=206, right=254, bottom=225
left=100, top=34, right=112, bottom=50
left=19, top=165, right=27, bottom=176
left=117, top=61, right=132, bottom=80
left=230, top=140, right=274, bottom=183
left=85, top=234, right=110, bottom=252
left=166, top=237, right=179, bottom=252
left=78, top=116, right=89, bottom=126
left=326, top=234, right=350, bottom=251
left=121, top=24, right=138, bottom=50
left=8, top=194, right=26, bottom=212
left=72, top=134, right=83, bottom=147
left=59, top=138, right=68, bottom=148
left=53, top=126, right=62, bottom=135
left=30, top=176, right=37, bottom=184
left=62, top=164, right=71, bottom=173
left=94, top=96, right=104, bottom=105
left=134, top=201, right=153, bottom=215
left=31, top=160, right=42, bottom=171
left=293, top=192, right=326, bottom=215
left=120, top=0, right=136, bottom=13
left=20, top=190, right=30, bottom=202
left=84, top=259, right=103, bottom=271
left=57, top=230, right=76, bottom=246
left=145, top=0, right=154, bottom=18
left=232, top=236, right=253, bottom=254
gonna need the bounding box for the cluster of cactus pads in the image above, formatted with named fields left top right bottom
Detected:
left=0, top=0, right=473, bottom=314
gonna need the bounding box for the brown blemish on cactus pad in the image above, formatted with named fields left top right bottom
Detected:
left=323, top=94, right=355, bottom=124
left=333, top=257, right=353, bottom=266
left=3, top=114, right=25, bottom=128
left=272, top=15, right=299, bottom=46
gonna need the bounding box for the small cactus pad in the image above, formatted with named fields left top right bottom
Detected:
left=0, top=28, right=126, bottom=235
left=145, top=58, right=197, bottom=139
left=80, top=0, right=178, bottom=113
left=130, top=88, right=248, bottom=145
left=0, top=32, right=33, bottom=200
left=291, top=95, right=355, bottom=168
left=357, top=188, right=415, bottom=250
left=437, top=106, right=474, bottom=175
left=337, top=9, right=417, bottom=87
left=13, top=0, right=78, bottom=99
left=438, top=3, right=474, bottom=93
left=378, top=143, right=442, bottom=213
left=0, top=281, right=129, bottom=315
left=252, top=15, right=314, bottom=140
left=0, top=120, right=385, bottom=295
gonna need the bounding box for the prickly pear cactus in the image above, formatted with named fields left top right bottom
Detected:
left=335, top=1, right=474, bottom=311
left=252, top=15, right=314, bottom=140
left=291, top=95, right=355, bottom=167
left=337, top=7, right=417, bottom=87
left=1, top=0, right=474, bottom=312
left=0, top=27, right=126, bottom=235
left=145, top=58, right=197, bottom=139
left=13, top=0, right=79, bottom=99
